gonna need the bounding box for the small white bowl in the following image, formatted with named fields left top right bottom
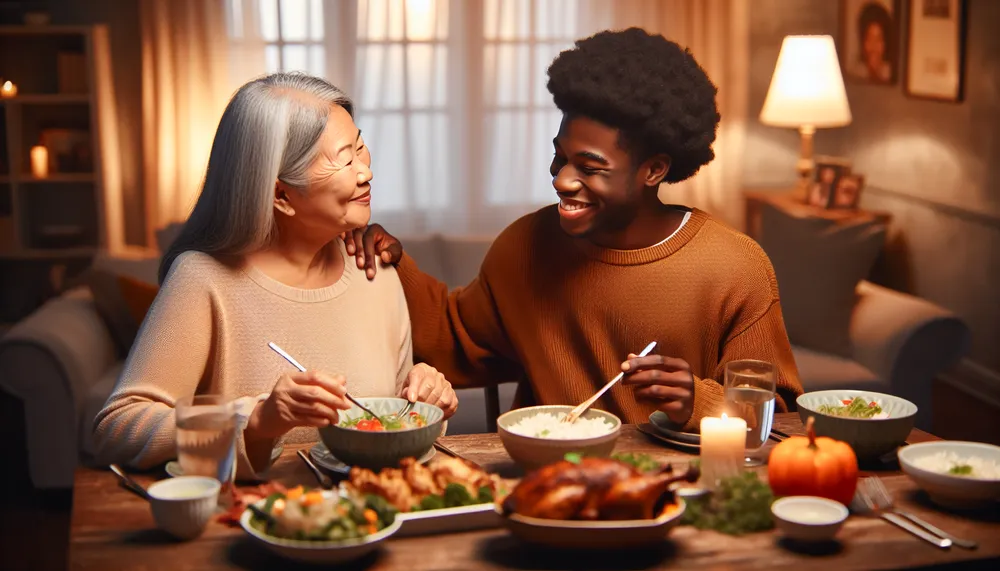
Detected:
left=771, top=496, right=848, bottom=542
left=147, top=476, right=221, bottom=540
left=898, top=441, right=1000, bottom=509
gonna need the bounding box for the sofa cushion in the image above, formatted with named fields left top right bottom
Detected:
left=758, top=203, right=886, bottom=358
left=791, top=345, right=889, bottom=393
left=117, top=275, right=159, bottom=326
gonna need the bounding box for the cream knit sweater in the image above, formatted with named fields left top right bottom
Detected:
left=92, top=239, right=413, bottom=478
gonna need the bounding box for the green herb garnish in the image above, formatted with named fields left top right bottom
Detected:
left=612, top=452, right=662, bottom=473
left=564, top=452, right=582, bottom=464
left=681, top=471, right=774, bottom=535
left=818, top=397, right=883, bottom=419
left=948, top=464, right=974, bottom=476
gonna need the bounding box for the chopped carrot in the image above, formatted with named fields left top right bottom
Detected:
left=302, top=491, right=324, bottom=506
left=367, top=524, right=378, bottom=535
left=286, top=486, right=304, bottom=501
left=363, top=509, right=378, bottom=524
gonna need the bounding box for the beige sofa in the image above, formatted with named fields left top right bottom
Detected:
left=0, top=235, right=969, bottom=488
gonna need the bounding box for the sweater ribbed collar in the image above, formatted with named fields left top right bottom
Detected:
left=569, top=207, right=710, bottom=266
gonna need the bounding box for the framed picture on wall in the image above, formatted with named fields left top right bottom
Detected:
left=904, top=0, right=966, bottom=102
left=840, top=0, right=901, bottom=85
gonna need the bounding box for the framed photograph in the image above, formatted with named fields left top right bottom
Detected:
left=808, top=157, right=853, bottom=209
left=904, top=0, right=966, bottom=102
left=841, top=0, right=901, bottom=85
left=831, top=173, right=866, bottom=209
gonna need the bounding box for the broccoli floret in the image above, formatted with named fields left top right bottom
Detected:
left=443, top=483, right=474, bottom=507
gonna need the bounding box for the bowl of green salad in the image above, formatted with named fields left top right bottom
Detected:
left=797, top=390, right=916, bottom=460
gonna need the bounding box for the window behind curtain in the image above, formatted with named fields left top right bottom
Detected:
left=231, top=0, right=591, bottom=235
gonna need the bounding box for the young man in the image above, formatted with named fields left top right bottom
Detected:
left=348, top=28, right=803, bottom=432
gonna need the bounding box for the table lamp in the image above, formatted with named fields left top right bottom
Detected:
left=759, top=35, right=852, bottom=195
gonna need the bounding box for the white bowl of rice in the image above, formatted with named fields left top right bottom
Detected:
left=898, top=441, right=1000, bottom=509
left=497, top=405, right=621, bottom=470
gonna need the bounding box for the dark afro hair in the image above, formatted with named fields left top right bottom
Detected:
left=857, top=2, right=894, bottom=64
left=546, top=27, right=720, bottom=184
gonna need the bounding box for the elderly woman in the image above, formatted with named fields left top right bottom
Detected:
left=92, top=72, right=457, bottom=478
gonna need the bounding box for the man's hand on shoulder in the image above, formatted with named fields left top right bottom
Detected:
left=341, top=224, right=404, bottom=280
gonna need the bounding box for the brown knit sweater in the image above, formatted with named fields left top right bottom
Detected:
left=398, top=205, right=803, bottom=432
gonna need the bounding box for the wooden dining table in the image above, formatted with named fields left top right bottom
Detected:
left=69, top=413, right=1000, bottom=570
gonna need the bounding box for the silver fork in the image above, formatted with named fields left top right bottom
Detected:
left=864, top=476, right=977, bottom=550
left=851, top=478, right=952, bottom=549
left=389, top=400, right=414, bottom=421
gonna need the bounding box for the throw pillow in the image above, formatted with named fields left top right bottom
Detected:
left=758, top=203, right=886, bottom=358
left=66, top=270, right=161, bottom=358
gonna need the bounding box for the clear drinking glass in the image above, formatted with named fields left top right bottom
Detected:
left=175, top=395, right=237, bottom=509
left=723, top=360, right=776, bottom=467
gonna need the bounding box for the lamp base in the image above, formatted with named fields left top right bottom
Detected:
left=794, top=125, right=816, bottom=201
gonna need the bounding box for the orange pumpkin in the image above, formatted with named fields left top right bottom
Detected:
left=768, top=416, right=858, bottom=505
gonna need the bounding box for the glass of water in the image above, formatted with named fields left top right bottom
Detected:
left=723, top=360, right=776, bottom=467
left=175, top=395, right=237, bottom=508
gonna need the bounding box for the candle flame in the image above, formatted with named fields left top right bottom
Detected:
left=721, top=413, right=728, bottom=420
left=2, top=81, right=11, bottom=90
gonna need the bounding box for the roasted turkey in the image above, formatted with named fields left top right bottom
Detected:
left=501, top=457, right=699, bottom=521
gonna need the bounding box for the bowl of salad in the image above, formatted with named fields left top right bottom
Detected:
left=318, top=397, right=444, bottom=470
left=240, top=485, right=401, bottom=564
left=797, top=390, right=917, bottom=460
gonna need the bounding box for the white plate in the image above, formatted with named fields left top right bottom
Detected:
left=396, top=503, right=501, bottom=537
left=166, top=446, right=283, bottom=478
left=239, top=491, right=400, bottom=564
left=309, top=442, right=435, bottom=475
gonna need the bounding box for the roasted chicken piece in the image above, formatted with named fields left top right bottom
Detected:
left=347, top=455, right=502, bottom=512
left=501, top=457, right=699, bottom=521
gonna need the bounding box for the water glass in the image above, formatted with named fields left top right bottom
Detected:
left=723, top=360, right=776, bottom=467
left=175, top=395, right=237, bottom=508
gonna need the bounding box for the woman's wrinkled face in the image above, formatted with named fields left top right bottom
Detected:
left=282, top=105, right=373, bottom=235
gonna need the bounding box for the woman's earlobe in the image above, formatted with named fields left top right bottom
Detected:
left=273, top=183, right=295, bottom=216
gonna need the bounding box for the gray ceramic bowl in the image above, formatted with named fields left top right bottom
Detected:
left=496, top=405, right=621, bottom=470
left=318, top=397, right=443, bottom=470
left=797, top=390, right=916, bottom=460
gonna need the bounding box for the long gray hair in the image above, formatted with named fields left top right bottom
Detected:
left=159, top=72, right=353, bottom=283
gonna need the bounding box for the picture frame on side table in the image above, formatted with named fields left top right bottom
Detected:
left=831, top=173, right=866, bottom=209
left=904, top=0, right=966, bottom=102
left=840, top=0, right=901, bottom=85
left=808, top=156, right=853, bottom=209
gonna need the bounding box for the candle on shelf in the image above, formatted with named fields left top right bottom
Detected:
left=0, top=80, right=17, bottom=98
left=699, top=413, right=747, bottom=489
left=30, top=145, right=49, bottom=178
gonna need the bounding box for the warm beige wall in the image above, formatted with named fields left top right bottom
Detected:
left=744, top=0, right=1000, bottom=376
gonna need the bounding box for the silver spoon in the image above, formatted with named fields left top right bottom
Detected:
left=267, top=342, right=382, bottom=421
left=109, top=464, right=151, bottom=501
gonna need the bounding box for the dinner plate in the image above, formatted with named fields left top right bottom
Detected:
left=396, top=503, right=501, bottom=537
left=165, top=446, right=283, bottom=478
left=648, top=412, right=701, bottom=444
left=309, top=442, right=436, bottom=475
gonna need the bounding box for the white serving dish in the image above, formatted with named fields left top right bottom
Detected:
left=396, top=503, right=501, bottom=537
left=898, top=441, right=1000, bottom=509
left=146, top=476, right=221, bottom=540
left=239, top=492, right=401, bottom=564
left=771, top=496, right=848, bottom=542
left=501, top=500, right=686, bottom=549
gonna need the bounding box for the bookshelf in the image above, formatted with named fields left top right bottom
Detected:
left=0, top=25, right=109, bottom=259
left=0, top=25, right=112, bottom=322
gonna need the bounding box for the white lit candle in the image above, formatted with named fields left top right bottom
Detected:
left=699, top=413, right=747, bottom=489
left=30, top=146, right=48, bottom=178
left=0, top=81, right=17, bottom=98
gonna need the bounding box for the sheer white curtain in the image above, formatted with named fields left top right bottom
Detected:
left=190, top=0, right=750, bottom=237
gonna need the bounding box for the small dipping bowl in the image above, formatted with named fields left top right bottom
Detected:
left=771, top=496, right=848, bottom=542
left=147, top=476, right=221, bottom=540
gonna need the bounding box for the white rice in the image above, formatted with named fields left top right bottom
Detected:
left=911, top=451, right=1000, bottom=480
left=505, top=412, right=614, bottom=439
